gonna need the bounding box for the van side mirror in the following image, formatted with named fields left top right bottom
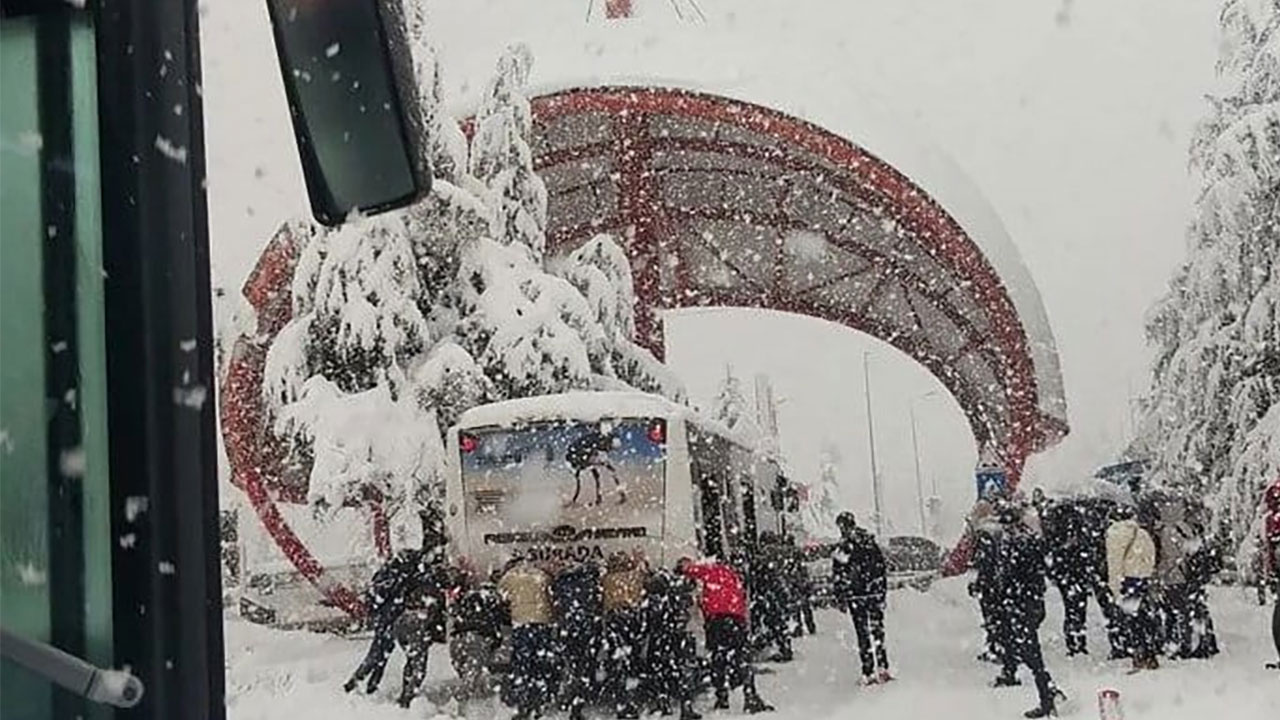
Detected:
left=265, top=0, right=431, bottom=225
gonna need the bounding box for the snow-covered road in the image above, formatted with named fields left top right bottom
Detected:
left=225, top=579, right=1278, bottom=719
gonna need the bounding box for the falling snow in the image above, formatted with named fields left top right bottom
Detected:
left=155, top=135, right=190, bottom=164
left=125, top=495, right=149, bottom=523
left=16, top=562, right=47, bottom=587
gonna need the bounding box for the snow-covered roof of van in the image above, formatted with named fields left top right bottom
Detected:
left=434, top=2, right=1067, bottom=443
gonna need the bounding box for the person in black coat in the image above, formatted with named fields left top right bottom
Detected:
left=831, top=512, right=890, bottom=683
left=343, top=508, right=451, bottom=703
left=1043, top=502, right=1100, bottom=656
left=782, top=534, right=816, bottom=637
left=343, top=544, right=439, bottom=696
left=551, top=560, right=605, bottom=720
left=450, top=574, right=511, bottom=700
left=1182, top=522, right=1222, bottom=659
left=989, top=503, right=1061, bottom=719
left=750, top=532, right=794, bottom=662
left=641, top=570, right=702, bottom=720
left=971, top=521, right=1005, bottom=665
left=393, top=553, right=454, bottom=708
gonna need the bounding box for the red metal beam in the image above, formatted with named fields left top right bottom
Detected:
left=541, top=138, right=1011, bottom=380
left=544, top=201, right=1012, bottom=435
left=657, top=205, right=1008, bottom=373
left=613, top=109, right=668, bottom=357
left=605, top=0, right=634, bottom=19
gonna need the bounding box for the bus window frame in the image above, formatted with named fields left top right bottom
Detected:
left=94, top=1, right=225, bottom=719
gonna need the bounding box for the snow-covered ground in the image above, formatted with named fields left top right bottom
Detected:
left=225, top=580, right=1278, bottom=720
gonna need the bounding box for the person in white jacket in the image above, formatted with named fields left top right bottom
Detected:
left=1105, top=505, right=1159, bottom=672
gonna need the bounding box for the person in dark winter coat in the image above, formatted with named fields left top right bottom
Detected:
left=393, top=557, right=453, bottom=708
left=750, top=532, right=794, bottom=662
left=989, top=502, right=1061, bottom=719
left=1043, top=501, right=1106, bottom=656
left=831, top=512, right=891, bottom=683
left=551, top=560, right=605, bottom=720
left=450, top=573, right=511, bottom=701
left=677, top=557, right=773, bottom=714
left=783, top=535, right=817, bottom=637
left=641, top=570, right=702, bottom=720
left=1180, top=508, right=1221, bottom=659
left=970, top=519, right=1005, bottom=665
left=343, top=539, right=447, bottom=697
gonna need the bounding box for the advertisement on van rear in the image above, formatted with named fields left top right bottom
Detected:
left=458, top=418, right=667, bottom=570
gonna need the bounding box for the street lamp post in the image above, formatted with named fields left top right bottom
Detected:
left=909, top=406, right=926, bottom=536
left=863, top=351, right=883, bottom=538
left=910, top=390, right=939, bottom=538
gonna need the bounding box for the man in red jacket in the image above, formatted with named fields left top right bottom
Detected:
left=1263, top=477, right=1280, bottom=670
left=678, top=557, right=774, bottom=714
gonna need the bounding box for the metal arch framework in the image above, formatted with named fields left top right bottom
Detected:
left=527, top=86, right=1067, bottom=475
left=219, top=85, right=1068, bottom=618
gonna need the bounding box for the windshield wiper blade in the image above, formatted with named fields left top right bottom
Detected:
left=0, top=627, right=144, bottom=708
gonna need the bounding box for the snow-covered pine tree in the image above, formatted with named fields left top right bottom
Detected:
left=262, top=211, right=439, bottom=512
left=402, top=1, right=468, bottom=185
left=453, top=50, right=684, bottom=404
left=265, top=212, right=430, bottom=402
left=468, top=44, right=548, bottom=261
left=551, top=233, right=686, bottom=401
left=1138, top=0, right=1279, bottom=546
left=452, top=236, right=597, bottom=399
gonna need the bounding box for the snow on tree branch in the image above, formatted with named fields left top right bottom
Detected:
left=1137, top=0, right=1278, bottom=548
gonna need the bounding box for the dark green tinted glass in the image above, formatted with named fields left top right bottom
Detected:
left=1, top=11, right=113, bottom=719
left=267, top=0, right=419, bottom=225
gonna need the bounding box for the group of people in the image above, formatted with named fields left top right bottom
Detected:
left=1043, top=492, right=1225, bottom=667
left=343, top=478, right=1280, bottom=717
left=488, top=551, right=776, bottom=720
left=338, top=508, right=898, bottom=717
left=342, top=541, right=776, bottom=717
left=965, top=482, right=1275, bottom=718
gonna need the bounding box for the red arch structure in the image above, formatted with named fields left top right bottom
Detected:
left=221, top=86, right=1068, bottom=616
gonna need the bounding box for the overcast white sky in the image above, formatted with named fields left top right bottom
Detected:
left=202, top=0, right=1222, bottom=539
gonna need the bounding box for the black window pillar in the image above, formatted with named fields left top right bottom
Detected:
left=95, top=0, right=224, bottom=718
